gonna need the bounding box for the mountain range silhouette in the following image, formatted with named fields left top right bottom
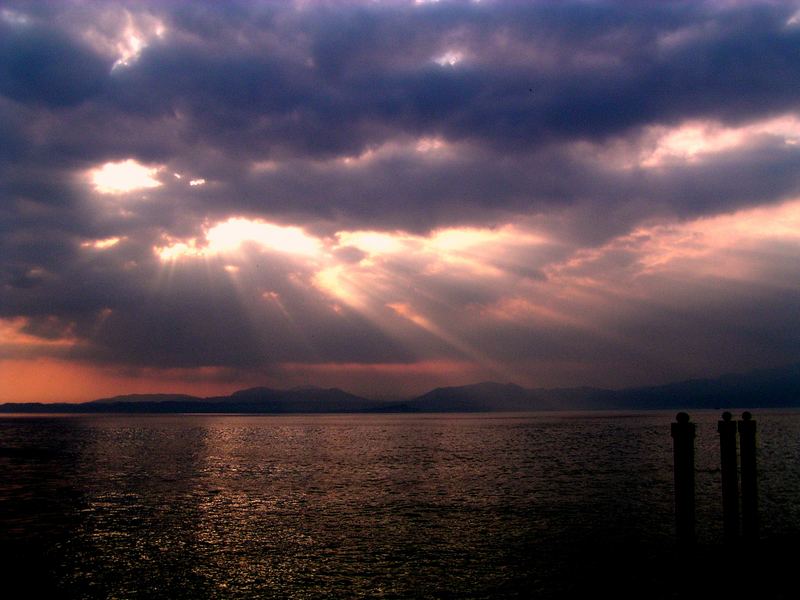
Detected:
left=2, top=363, right=799, bottom=413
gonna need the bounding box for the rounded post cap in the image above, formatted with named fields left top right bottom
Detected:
left=676, top=412, right=690, bottom=423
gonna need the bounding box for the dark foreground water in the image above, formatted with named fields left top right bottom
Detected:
left=2, top=410, right=800, bottom=599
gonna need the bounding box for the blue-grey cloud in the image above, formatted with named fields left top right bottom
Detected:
left=0, top=21, right=109, bottom=107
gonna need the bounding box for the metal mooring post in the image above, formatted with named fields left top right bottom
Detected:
left=671, top=412, right=696, bottom=546
left=738, top=411, right=758, bottom=543
left=718, top=411, right=739, bottom=543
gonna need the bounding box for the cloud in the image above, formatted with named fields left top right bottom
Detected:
left=0, top=20, right=109, bottom=107
left=2, top=0, right=800, bottom=397
left=5, top=198, right=800, bottom=392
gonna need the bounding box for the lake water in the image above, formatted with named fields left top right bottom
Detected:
left=2, top=410, right=800, bottom=598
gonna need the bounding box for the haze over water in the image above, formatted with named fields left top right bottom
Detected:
left=3, top=410, right=800, bottom=598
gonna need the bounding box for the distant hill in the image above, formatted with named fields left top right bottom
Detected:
left=399, top=364, right=800, bottom=412
left=0, top=387, right=383, bottom=414
left=389, top=382, right=609, bottom=412
left=394, top=382, right=556, bottom=412
left=205, top=386, right=383, bottom=412
left=2, top=363, right=799, bottom=413
left=91, top=393, right=202, bottom=404
left=607, top=363, right=800, bottom=410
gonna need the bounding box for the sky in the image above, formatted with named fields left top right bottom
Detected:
left=2, top=0, right=800, bottom=402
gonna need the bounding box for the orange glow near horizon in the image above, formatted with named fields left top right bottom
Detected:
left=0, top=359, right=245, bottom=404
left=0, top=317, right=79, bottom=350
left=0, top=358, right=493, bottom=403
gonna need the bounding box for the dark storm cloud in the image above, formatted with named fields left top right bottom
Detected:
left=2, top=0, right=800, bottom=381
left=71, top=1, right=800, bottom=165
left=193, top=138, right=800, bottom=232
left=4, top=2, right=800, bottom=196
left=3, top=0, right=800, bottom=229
left=161, top=3, right=800, bottom=149
left=0, top=20, right=109, bottom=107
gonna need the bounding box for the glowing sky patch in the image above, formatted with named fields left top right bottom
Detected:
left=320, top=225, right=544, bottom=306
left=81, top=237, right=121, bottom=250
left=0, top=359, right=240, bottom=403
left=90, top=159, right=163, bottom=194
left=427, top=227, right=503, bottom=252
left=573, top=113, right=800, bottom=172
left=415, top=137, right=448, bottom=153
left=313, top=265, right=363, bottom=307
left=434, top=50, right=464, bottom=66
left=335, top=231, right=410, bottom=256
left=329, top=137, right=458, bottom=169
left=156, top=218, right=323, bottom=261
left=627, top=199, right=800, bottom=281
left=157, top=219, right=542, bottom=273
left=642, top=115, right=800, bottom=167
left=206, top=218, right=322, bottom=257
left=111, top=11, right=166, bottom=70
left=387, top=302, right=433, bottom=328
left=155, top=238, right=203, bottom=261
left=547, top=199, right=800, bottom=289
left=334, top=225, right=542, bottom=264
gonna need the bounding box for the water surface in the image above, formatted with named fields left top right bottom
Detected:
left=2, top=411, right=800, bottom=598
